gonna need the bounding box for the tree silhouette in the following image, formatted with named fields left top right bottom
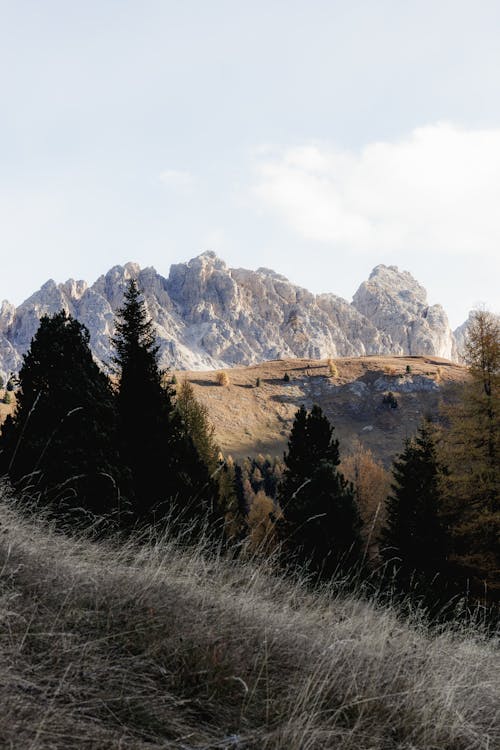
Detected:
left=0, top=311, right=124, bottom=517
left=112, top=280, right=219, bottom=530
left=278, top=404, right=362, bottom=577
left=380, top=420, right=447, bottom=585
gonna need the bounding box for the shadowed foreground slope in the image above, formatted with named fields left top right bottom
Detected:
left=0, top=488, right=498, bottom=749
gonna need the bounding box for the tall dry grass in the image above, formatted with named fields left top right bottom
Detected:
left=0, top=484, right=498, bottom=749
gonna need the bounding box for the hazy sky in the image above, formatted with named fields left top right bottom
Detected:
left=1, top=0, right=499, bottom=328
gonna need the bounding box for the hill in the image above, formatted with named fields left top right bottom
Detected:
left=177, top=355, right=468, bottom=465
left=0, top=355, right=467, bottom=466
left=0, top=490, right=498, bottom=749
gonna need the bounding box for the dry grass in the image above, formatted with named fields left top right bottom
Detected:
left=0, top=486, right=498, bottom=749
left=176, top=356, right=468, bottom=464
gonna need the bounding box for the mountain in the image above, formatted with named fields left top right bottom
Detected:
left=453, top=315, right=472, bottom=362
left=0, top=252, right=458, bottom=381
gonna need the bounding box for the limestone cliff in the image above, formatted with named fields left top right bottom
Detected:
left=0, top=253, right=458, bottom=381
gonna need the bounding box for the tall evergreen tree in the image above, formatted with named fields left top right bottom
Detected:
left=278, top=404, right=362, bottom=577
left=438, top=309, right=499, bottom=593
left=0, top=311, right=124, bottom=516
left=111, top=280, right=218, bottom=528
left=380, top=420, right=447, bottom=583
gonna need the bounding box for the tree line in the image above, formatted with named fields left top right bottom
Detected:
left=0, top=283, right=498, bottom=612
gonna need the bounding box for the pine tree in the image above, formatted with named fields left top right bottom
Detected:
left=278, top=404, right=362, bottom=577
left=438, top=309, right=499, bottom=593
left=380, top=421, right=447, bottom=584
left=0, top=311, right=124, bottom=517
left=111, top=280, right=218, bottom=529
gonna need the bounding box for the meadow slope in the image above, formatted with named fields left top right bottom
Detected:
left=177, top=355, right=467, bottom=464
left=0, top=487, right=498, bottom=749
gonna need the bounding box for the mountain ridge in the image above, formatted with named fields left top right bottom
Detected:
left=0, top=252, right=460, bottom=381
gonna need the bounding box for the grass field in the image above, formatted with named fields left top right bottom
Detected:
left=177, top=355, right=467, bottom=464
left=0, top=485, right=498, bottom=749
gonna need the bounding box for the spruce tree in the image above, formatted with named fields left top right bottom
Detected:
left=111, top=280, right=218, bottom=528
left=278, top=404, right=362, bottom=577
left=380, top=420, right=447, bottom=584
left=0, top=311, right=124, bottom=516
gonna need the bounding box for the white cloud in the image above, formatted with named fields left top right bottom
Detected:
left=159, top=169, right=195, bottom=191
left=252, top=124, right=500, bottom=259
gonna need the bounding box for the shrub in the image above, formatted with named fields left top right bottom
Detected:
left=283, top=372, right=290, bottom=382
left=327, top=358, right=339, bottom=377
left=246, top=490, right=280, bottom=555
left=406, top=364, right=412, bottom=374
left=382, top=392, right=398, bottom=409
left=3, top=391, right=11, bottom=405
left=216, top=371, right=229, bottom=387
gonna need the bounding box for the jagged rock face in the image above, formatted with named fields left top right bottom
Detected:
left=352, top=265, right=456, bottom=360
left=0, top=253, right=457, bottom=381
left=453, top=316, right=473, bottom=362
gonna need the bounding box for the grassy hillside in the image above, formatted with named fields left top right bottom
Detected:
left=1, top=486, right=498, bottom=749
left=177, top=356, right=467, bottom=464
left=0, top=356, right=466, bottom=466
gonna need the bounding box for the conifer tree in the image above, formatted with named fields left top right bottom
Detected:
left=341, top=442, right=390, bottom=561
left=176, top=378, right=236, bottom=526
left=111, top=280, right=218, bottom=528
left=175, top=380, right=219, bottom=473
left=438, top=309, right=499, bottom=592
left=278, top=404, right=362, bottom=577
left=0, top=311, right=123, bottom=516
left=380, top=420, right=447, bottom=583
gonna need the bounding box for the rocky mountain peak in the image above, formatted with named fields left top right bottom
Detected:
left=0, top=253, right=460, bottom=381
left=364, top=264, right=428, bottom=304
left=353, top=264, right=455, bottom=359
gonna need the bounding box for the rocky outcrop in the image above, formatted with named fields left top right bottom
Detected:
left=0, top=253, right=457, bottom=381
left=352, top=265, right=456, bottom=360
left=453, top=316, right=472, bottom=362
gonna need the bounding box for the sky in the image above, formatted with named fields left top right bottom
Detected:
left=1, top=0, right=499, bottom=328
